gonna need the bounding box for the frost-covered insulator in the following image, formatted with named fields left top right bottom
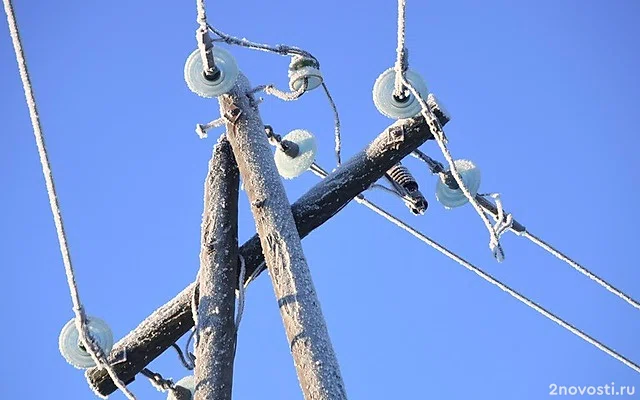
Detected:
left=288, top=56, right=323, bottom=92
left=58, top=316, right=114, bottom=369
left=386, top=163, right=428, bottom=215
left=184, top=47, right=239, bottom=98
left=167, top=376, right=195, bottom=400
left=427, top=93, right=450, bottom=127
left=274, top=129, right=317, bottom=179
left=372, top=67, right=429, bottom=119
left=435, top=159, right=481, bottom=209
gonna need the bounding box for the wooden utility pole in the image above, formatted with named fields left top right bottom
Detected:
left=194, top=136, right=240, bottom=400
left=219, top=73, right=347, bottom=400
left=86, top=115, right=435, bottom=397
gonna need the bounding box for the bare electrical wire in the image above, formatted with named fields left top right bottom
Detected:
left=309, top=162, right=640, bottom=375
left=3, top=1, right=136, bottom=398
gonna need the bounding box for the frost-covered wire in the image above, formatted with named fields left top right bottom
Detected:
left=207, top=24, right=316, bottom=61
left=309, top=162, right=640, bottom=375
left=521, top=231, right=640, bottom=311
left=480, top=193, right=513, bottom=241
left=3, top=1, right=135, bottom=398
left=195, top=0, right=218, bottom=77
left=321, top=82, right=342, bottom=166
left=250, top=79, right=308, bottom=101
left=208, top=24, right=343, bottom=167
left=411, top=149, right=446, bottom=175
left=141, top=368, right=178, bottom=393
left=393, top=0, right=408, bottom=98
left=413, top=91, right=505, bottom=260
left=235, top=254, right=247, bottom=330
left=171, top=343, right=195, bottom=370
left=393, top=0, right=505, bottom=261
left=190, top=278, right=200, bottom=361
left=185, top=328, right=197, bottom=368
left=244, top=261, right=265, bottom=287
left=474, top=193, right=640, bottom=312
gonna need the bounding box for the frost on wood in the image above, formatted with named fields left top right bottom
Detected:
left=219, top=73, right=347, bottom=400
left=85, top=282, right=196, bottom=394
left=194, top=136, right=240, bottom=400
left=85, top=112, right=433, bottom=397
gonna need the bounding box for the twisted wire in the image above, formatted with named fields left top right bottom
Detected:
left=393, top=0, right=505, bottom=261
left=3, top=1, right=135, bottom=397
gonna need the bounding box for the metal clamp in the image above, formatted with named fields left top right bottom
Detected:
left=387, top=125, right=405, bottom=149
left=224, top=105, right=242, bottom=124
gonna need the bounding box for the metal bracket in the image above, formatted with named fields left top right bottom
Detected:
left=111, top=348, right=128, bottom=365
left=387, top=125, right=405, bottom=149
left=224, top=105, right=242, bottom=124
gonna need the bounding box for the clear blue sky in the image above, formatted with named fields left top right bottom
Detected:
left=2, top=1, right=639, bottom=399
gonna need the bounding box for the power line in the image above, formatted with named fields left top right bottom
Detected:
left=393, top=0, right=507, bottom=261
left=522, top=231, right=640, bottom=311
left=2, top=0, right=135, bottom=398
left=412, top=142, right=640, bottom=312
left=309, top=163, right=640, bottom=376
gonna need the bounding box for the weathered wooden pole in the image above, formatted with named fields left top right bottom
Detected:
left=194, top=136, right=240, bottom=400
left=219, top=73, right=347, bottom=400
left=86, top=115, right=433, bottom=396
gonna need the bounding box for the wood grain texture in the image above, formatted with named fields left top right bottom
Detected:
left=194, top=136, right=239, bottom=400
left=86, top=113, right=433, bottom=397
left=220, top=74, right=346, bottom=400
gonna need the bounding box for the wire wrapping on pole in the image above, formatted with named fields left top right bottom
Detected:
left=3, top=1, right=135, bottom=398
left=309, top=162, right=640, bottom=376
left=207, top=23, right=343, bottom=167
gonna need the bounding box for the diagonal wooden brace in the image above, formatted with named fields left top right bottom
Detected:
left=86, top=115, right=433, bottom=396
